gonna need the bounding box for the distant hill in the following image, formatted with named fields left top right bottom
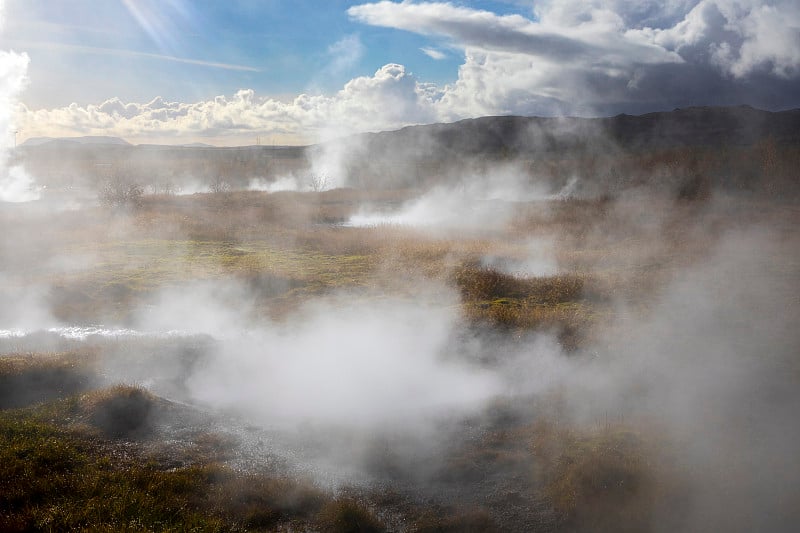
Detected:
left=351, top=105, right=800, bottom=162
left=21, top=136, right=131, bottom=147
left=179, top=142, right=216, bottom=148
left=135, top=142, right=218, bottom=148
left=304, top=105, right=799, bottom=194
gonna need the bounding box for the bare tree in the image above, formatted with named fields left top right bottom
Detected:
left=98, top=169, right=143, bottom=209
left=209, top=176, right=232, bottom=193
left=308, top=173, right=329, bottom=192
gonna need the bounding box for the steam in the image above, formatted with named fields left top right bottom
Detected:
left=481, top=236, right=559, bottom=277
left=167, top=180, right=212, bottom=195
left=346, top=163, right=551, bottom=231
left=130, top=281, right=506, bottom=427
left=560, top=226, right=800, bottom=531
left=345, top=186, right=487, bottom=228
left=0, top=280, right=55, bottom=333
left=0, top=164, right=38, bottom=202
left=0, top=17, right=37, bottom=202
left=248, top=175, right=304, bottom=193
left=307, top=140, right=357, bottom=191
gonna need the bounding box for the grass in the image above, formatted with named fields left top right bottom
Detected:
left=37, top=204, right=617, bottom=337
left=0, top=353, right=401, bottom=532
left=0, top=353, right=326, bottom=531
left=44, top=238, right=377, bottom=322
left=2, top=187, right=702, bottom=332
left=0, top=376, right=658, bottom=532
left=0, top=355, right=535, bottom=531
left=0, top=413, right=217, bottom=531
left=204, top=470, right=328, bottom=530
left=0, top=352, right=97, bottom=409
left=0, top=407, right=385, bottom=531
left=0, top=387, right=354, bottom=532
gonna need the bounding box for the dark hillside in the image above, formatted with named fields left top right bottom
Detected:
left=358, top=105, right=800, bottom=160
left=16, top=106, right=800, bottom=197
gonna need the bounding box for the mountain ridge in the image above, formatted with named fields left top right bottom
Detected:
left=21, top=135, right=132, bottom=147
left=351, top=105, right=800, bottom=160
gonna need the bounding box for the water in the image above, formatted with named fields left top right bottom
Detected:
left=0, top=325, right=195, bottom=341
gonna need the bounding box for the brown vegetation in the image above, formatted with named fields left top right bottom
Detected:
left=317, top=498, right=385, bottom=533
left=531, top=420, right=657, bottom=530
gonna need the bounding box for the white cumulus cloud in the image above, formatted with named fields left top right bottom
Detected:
left=18, top=63, right=438, bottom=143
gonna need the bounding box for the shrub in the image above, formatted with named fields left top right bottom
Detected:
left=308, top=172, right=330, bottom=192
left=99, top=176, right=144, bottom=209
left=209, top=176, right=231, bottom=193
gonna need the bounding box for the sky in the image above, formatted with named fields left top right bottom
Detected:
left=1, top=0, right=799, bottom=146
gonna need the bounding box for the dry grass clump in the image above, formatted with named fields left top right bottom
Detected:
left=438, top=423, right=537, bottom=484
left=206, top=469, right=327, bottom=529
left=316, top=498, right=385, bottom=533
left=465, top=299, right=593, bottom=344
left=531, top=420, right=659, bottom=532
left=412, top=507, right=497, bottom=532
left=188, top=431, right=239, bottom=463
left=80, top=384, right=155, bottom=438
left=454, top=264, right=585, bottom=303
left=454, top=266, right=598, bottom=347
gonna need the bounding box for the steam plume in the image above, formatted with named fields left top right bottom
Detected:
left=0, top=3, right=37, bottom=203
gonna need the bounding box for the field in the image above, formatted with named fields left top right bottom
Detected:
left=2, top=134, right=800, bottom=532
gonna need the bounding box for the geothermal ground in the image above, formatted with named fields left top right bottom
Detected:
left=1, top=157, right=799, bottom=532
